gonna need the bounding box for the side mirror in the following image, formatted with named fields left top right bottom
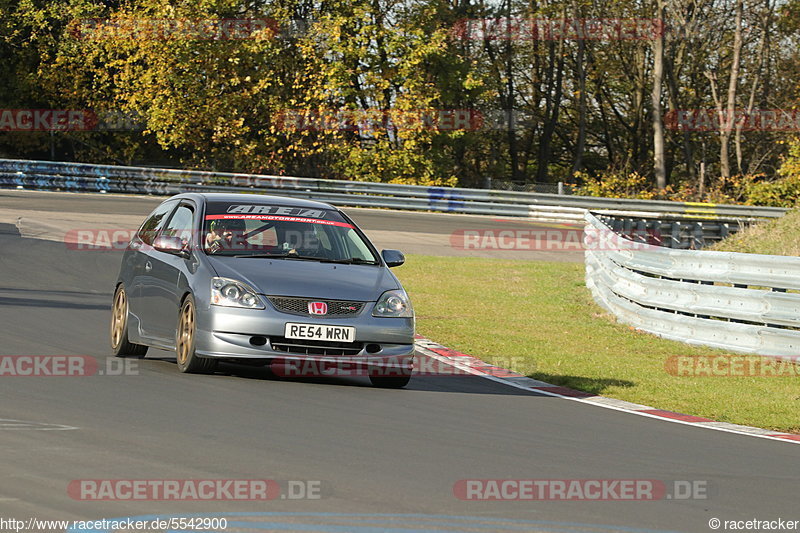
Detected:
left=153, top=235, right=189, bottom=257
left=381, top=249, right=405, bottom=268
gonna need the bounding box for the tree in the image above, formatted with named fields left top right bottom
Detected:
left=652, top=0, right=667, bottom=189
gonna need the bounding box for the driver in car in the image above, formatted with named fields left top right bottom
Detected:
left=206, top=218, right=247, bottom=253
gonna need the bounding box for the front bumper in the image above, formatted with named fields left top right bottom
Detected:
left=193, top=304, right=415, bottom=365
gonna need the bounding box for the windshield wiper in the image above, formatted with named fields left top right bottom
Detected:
left=230, top=252, right=292, bottom=258
left=230, top=253, right=326, bottom=261
left=230, top=252, right=376, bottom=264
left=287, top=255, right=377, bottom=265
left=326, top=257, right=378, bottom=265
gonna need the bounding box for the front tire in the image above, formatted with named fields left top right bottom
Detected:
left=110, top=285, right=148, bottom=357
left=369, top=375, right=412, bottom=388
left=369, top=364, right=412, bottom=388
left=176, top=294, right=218, bottom=374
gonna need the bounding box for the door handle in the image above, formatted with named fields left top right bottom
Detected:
left=145, top=261, right=152, bottom=272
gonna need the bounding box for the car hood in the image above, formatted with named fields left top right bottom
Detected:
left=205, top=256, right=400, bottom=301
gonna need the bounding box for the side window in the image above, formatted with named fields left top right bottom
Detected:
left=162, top=205, right=195, bottom=247
left=137, top=201, right=177, bottom=246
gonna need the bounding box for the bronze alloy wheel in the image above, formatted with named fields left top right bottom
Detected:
left=175, top=295, right=217, bottom=374
left=110, top=285, right=148, bottom=357
left=176, top=298, right=195, bottom=366
left=110, top=288, right=127, bottom=350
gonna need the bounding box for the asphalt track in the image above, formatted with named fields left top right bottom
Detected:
left=0, top=190, right=798, bottom=533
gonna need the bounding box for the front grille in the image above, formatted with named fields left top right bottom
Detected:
left=267, top=296, right=365, bottom=317
left=269, top=337, right=364, bottom=356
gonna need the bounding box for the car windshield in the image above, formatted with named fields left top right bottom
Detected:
left=203, top=201, right=378, bottom=264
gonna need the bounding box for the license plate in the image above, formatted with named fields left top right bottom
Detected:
left=284, top=323, right=356, bottom=342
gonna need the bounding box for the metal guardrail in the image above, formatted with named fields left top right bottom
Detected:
left=595, top=214, right=739, bottom=249
left=584, top=211, right=800, bottom=356
left=0, top=159, right=787, bottom=226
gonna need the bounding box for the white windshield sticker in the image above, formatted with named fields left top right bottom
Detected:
left=226, top=205, right=327, bottom=218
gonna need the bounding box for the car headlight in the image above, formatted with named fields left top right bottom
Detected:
left=372, top=289, right=414, bottom=318
left=211, top=277, right=265, bottom=309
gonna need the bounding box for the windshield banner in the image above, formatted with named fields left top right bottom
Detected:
left=205, top=214, right=354, bottom=228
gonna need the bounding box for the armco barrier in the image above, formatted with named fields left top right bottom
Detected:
left=584, top=211, right=800, bottom=356
left=0, top=159, right=785, bottom=227
left=596, top=213, right=739, bottom=249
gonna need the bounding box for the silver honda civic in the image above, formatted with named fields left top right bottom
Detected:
left=110, top=193, right=415, bottom=388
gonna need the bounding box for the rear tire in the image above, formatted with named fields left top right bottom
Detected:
left=176, top=294, right=218, bottom=374
left=110, top=285, right=148, bottom=357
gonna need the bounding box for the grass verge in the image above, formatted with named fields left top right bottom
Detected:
left=396, top=255, right=800, bottom=433
left=710, top=209, right=800, bottom=256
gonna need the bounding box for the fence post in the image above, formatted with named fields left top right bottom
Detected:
left=671, top=222, right=681, bottom=249
left=692, top=223, right=704, bottom=249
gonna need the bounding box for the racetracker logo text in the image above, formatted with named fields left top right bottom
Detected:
left=67, top=479, right=324, bottom=501
left=665, top=355, right=800, bottom=377
left=274, top=108, right=533, bottom=132
left=270, top=355, right=524, bottom=378
left=665, top=109, right=800, bottom=132
left=0, top=109, right=142, bottom=131
left=453, top=479, right=709, bottom=501
left=72, top=18, right=278, bottom=41
left=450, top=228, right=660, bottom=251
left=68, top=480, right=280, bottom=501
left=0, top=356, right=137, bottom=377
left=452, top=18, right=664, bottom=41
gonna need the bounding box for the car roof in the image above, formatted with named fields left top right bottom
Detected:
left=168, top=192, right=337, bottom=210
